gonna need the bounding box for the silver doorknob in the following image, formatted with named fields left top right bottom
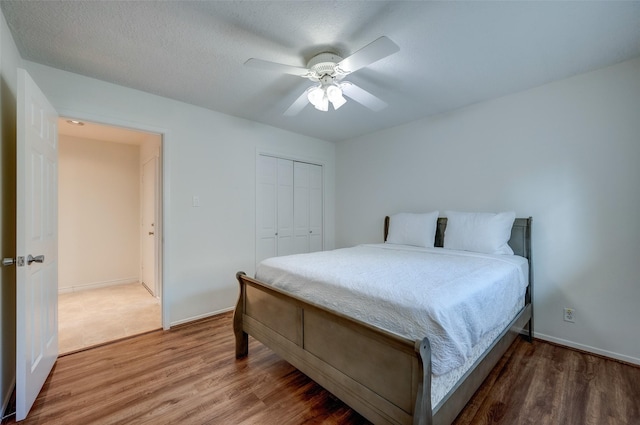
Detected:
left=27, top=254, right=45, bottom=265
left=3, top=257, right=25, bottom=267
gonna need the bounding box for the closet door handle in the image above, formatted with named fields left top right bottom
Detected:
left=27, top=254, right=45, bottom=265
left=148, top=232, right=155, bottom=235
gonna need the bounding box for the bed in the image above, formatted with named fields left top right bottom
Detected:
left=234, top=214, right=533, bottom=425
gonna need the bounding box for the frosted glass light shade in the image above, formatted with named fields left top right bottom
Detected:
left=307, top=86, right=324, bottom=107
left=327, top=85, right=347, bottom=110
left=315, top=95, right=329, bottom=111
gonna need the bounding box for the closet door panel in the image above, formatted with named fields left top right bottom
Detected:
left=294, top=162, right=310, bottom=254
left=276, top=159, right=295, bottom=256
left=309, top=163, right=323, bottom=253
left=256, top=155, right=278, bottom=263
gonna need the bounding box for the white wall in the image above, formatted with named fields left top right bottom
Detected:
left=24, top=60, right=336, bottom=327
left=58, top=136, right=140, bottom=292
left=336, top=57, right=640, bottom=365
left=0, top=8, right=22, bottom=416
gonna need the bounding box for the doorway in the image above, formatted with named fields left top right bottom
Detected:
left=57, top=118, right=162, bottom=353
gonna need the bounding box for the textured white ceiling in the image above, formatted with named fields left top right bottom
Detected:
left=3, top=1, right=640, bottom=142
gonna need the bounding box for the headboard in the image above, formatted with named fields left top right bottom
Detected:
left=383, top=216, right=532, bottom=262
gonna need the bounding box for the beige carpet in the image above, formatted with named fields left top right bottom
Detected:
left=58, top=283, right=161, bottom=354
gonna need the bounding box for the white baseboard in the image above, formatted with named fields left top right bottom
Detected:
left=535, top=332, right=640, bottom=366
left=169, top=306, right=234, bottom=328
left=1, top=377, right=15, bottom=418
left=58, top=277, right=139, bottom=294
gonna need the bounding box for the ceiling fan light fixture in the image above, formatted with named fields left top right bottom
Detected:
left=326, top=84, right=346, bottom=110
left=307, top=85, right=323, bottom=106
left=307, top=81, right=346, bottom=112
left=307, top=85, right=330, bottom=111
left=315, top=94, right=329, bottom=112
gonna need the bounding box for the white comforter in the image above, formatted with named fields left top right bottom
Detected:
left=255, top=244, right=528, bottom=375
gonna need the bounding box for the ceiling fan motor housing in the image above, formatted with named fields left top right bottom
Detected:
left=307, top=52, right=343, bottom=79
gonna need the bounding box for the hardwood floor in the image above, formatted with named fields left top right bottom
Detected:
left=3, top=312, right=639, bottom=425
left=452, top=335, right=640, bottom=425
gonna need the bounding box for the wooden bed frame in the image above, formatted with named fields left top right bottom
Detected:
left=234, top=217, right=533, bottom=425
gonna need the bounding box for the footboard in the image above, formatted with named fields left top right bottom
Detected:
left=234, top=271, right=432, bottom=425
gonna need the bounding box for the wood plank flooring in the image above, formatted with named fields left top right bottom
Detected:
left=3, top=312, right=639, bottom=425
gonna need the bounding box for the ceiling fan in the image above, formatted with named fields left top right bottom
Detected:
left=245, top=36, right=400, bottom=116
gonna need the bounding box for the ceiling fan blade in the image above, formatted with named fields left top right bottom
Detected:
left=284, top=89, right=310, bottom=116
left=337, top=36, right=400, bottom=74
left=341, top=82, right=387, bottom=112
left=244, top=58, right=310, bottom=77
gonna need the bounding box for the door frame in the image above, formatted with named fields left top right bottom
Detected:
left=57, top=109, right=169, bottom=329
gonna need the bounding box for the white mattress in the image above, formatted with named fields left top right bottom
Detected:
left=256, top=243, right=528, bottom=376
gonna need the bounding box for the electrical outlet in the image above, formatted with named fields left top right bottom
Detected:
left=563, top=308, right=575, bottom=323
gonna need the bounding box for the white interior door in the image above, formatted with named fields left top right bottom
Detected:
left=141, top=157, right=157, bottom=296
left=16, top=68, right=59, bottom=420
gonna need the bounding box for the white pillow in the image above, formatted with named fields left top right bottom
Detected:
left=443, top=211, right=516, bottom=255
left=386, top=211, right=439, bottom=248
